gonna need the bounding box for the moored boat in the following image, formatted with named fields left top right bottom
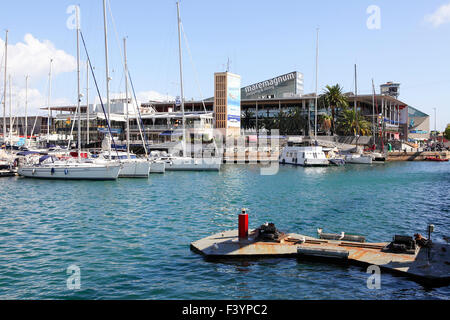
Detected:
left=425, top=156, right=449, bottom=162
left=344, top=154, right=373, bottom=164
left=279, top=145, right=329, bottom=167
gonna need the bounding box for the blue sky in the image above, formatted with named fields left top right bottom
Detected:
left=0, top=0, right=449, bottom=130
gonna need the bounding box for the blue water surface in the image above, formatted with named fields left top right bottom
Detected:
left=0, top=162, right=449, bottom=300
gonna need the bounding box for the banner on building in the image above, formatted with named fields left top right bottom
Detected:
left=227, top=73, right=241, bottom=128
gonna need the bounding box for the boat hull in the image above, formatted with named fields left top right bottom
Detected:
left=18, top=164, right=121, bottom=180
left=165, top=158, right=221, bottom=171
left=150, top=161, right=165, bottom=174
left=345, top=156, right=373, bottom=164
left=118, top=160, right=150, bottom=178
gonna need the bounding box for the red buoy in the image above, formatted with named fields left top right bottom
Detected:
left=239, top=209, right=249, bottom=239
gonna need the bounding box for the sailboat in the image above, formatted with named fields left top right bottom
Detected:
left=161, top=2, right=221, bottom=171
left=279, top=28, right=329, bottom=167
left=18, top=6, right=121, bottom=180
left=108, top=38, right=150, bottom=178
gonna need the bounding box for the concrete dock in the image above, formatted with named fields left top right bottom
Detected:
left=387, top=151, right=450, bottom=161
left=191, top=229, right=450, bottom=286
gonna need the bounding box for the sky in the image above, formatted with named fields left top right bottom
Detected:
left=0, top=0, right=449, bottom=130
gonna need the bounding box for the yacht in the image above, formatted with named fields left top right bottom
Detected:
left=155, top=2, right=221, bottom=172
left=148, top=153, right=166, bottom=173
left=279, top=144, right=329, bottom=167
left=18, top=156, right=121, bottom=180
left=102, top=151, right=150, bottom=178
left=18, top=6, right=121, bottom=181
left=344, top=154, right=373, bottom=164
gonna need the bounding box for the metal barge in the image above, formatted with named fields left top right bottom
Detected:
left=191, top=212, right=450, bottom=287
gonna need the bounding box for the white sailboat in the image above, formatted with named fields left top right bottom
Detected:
left=18, top=6, right=121, bottom=180
left=162, top=2, right=221, bottom=171
left=115, top=37, right=150, bottom=178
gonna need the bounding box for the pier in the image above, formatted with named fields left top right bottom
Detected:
left=191, top=226, right=450, bottom=286
left=387, top=151, right=450, bottom=161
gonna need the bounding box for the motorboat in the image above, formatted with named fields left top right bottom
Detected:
left=344, top=154, right=373, bottom=164
left=279, top=145, right=329, bottom=167
left=329, top=158, right=346, bottom=166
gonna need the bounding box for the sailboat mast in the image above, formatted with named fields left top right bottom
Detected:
left=176, top=1, right=186, bottom=156
left=86, top=60, right=90, bottom=145
left=76, top=6, right=81, bottom=162
left=354, top=64, right=359, bottom=137
left=25, top=75, right=29, bottom=147
left=371, top=79, right=376, bottom=146
left=103, top=0, right=112, bottom=156
left=124, top=37, right=130, bottom=158
left=9, top=75, right=12, bottom=150
left=2, top=30, right=7, bottom=145
left=314, top=28, right=319, bottom=141
left=47, top=59, right=53, bottom=144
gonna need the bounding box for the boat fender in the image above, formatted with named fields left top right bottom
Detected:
left=64, top=169, right=69, bottom=175
left=51, top=168, right=55, bottom=175
left=32, top=169, right=36, bottom=175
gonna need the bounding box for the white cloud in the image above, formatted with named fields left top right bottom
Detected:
left=0, top=33, right=76, bottom=79
left=0, top=33, right=76, bottom=116
left=425, top=3, right=450, bottom=27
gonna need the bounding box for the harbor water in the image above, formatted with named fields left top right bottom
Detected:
left=0, top=162, right=449, bottom=299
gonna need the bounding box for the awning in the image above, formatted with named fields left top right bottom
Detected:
left=17, top=151, right=40, bottom=156
left=159, top=130, right=184, bottom=137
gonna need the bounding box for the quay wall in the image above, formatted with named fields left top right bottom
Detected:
left=387, top=151, right=449, bottom=161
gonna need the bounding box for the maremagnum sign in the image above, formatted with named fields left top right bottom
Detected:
left=241, top=71, right=303, bottom=99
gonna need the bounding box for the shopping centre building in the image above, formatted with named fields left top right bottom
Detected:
left=15, top=72, right=429, bottom=147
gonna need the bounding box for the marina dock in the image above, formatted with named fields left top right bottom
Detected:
left=387, top=151, right=450, bottom=161
left=191, top=228, right=450, bottom=286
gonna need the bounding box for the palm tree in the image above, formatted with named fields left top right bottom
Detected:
left=336, top=107, right=372, bottom=136
left=320, top=114, right=332, bottom=135
left=241, top=109, right=254, bottom=130
left=323, top=84, right=349, bottom=135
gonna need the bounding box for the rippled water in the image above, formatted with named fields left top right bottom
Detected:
left=0, top=162, right=449, bottom=300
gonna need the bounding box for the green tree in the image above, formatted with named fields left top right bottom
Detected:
left=445, top=124, right=450, bottom=140
left=323, top=84, right=349, bottom=135
left=336, top=107, right=372, bottom=136
left=241, top=109, right=254, bottom=130
left=262, top=116, right=276, bottom=132
left=286, top=107, right=307, bottom=135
